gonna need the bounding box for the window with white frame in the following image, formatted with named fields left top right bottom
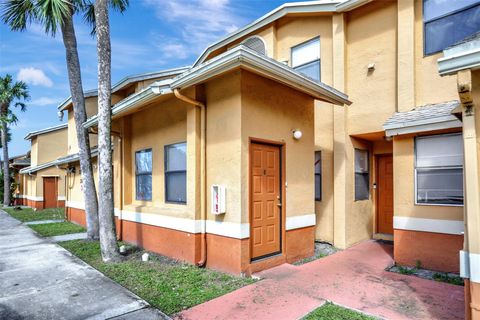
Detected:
left=291, top=37, right=320, bottom=81
left=135, top=149, right=152, bottom=201
left=355, top=149, right=369, bottom=201
left=315, top=151, right=322, bottom=201
left=165, top=142, right=187, bottom=204
left=423, top=0, right=480, bottom=55
left=415, top=133, right=464, bottom=205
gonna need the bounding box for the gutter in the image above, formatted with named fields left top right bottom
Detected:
left=173, top=89, right=207, bottom=267
left=438, top=48, right=480, bottom=76
left=174, top=46, right=351, bottom=106
left=83, top=80, right=173, bottom=129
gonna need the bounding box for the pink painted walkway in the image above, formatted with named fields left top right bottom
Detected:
left=176, top=240, right=464, bottom=320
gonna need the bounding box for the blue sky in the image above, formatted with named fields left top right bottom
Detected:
left=1, top=0, right=304, bottom=157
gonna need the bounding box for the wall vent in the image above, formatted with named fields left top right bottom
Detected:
left=241, top=36, right=267, bottom=56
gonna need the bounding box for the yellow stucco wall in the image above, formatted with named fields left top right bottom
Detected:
left=205, top=71, right=242, bottom=224
left=345, top=0, right=397, bottom=135
left=241, top=70, right=315, bottom=221
left=35, top=128, right=67, bottom=164
left=121, top=96, right=190, bottom=218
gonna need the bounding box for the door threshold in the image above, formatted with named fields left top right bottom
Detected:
left=251, top=252, right=282, bottom=264
left=373, top=233, right=393, bottom=241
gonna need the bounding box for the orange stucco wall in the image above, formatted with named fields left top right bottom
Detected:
left=394, top=229, right=463, bottom=273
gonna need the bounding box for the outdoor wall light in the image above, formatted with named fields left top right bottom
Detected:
left=57, top=110, right=64, bottom=121
left=292, top=129, right=302, bottom=140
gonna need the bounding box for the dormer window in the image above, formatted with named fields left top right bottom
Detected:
left=242, top=36, right=267, bottom=56
left=291, top=37, right=320, bottom=82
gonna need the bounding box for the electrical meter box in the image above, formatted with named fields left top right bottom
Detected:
left=211, top=185, right=226, bottom=215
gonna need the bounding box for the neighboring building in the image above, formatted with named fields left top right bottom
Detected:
left=9, top=153, right=30, bottom=206
left=58, top=67, right=189, bottom=225
left=438, top=32, right=480, bottom=320
left=19, top=124, right=68, bottom=210
left=59, top=0, right=480, bottom=285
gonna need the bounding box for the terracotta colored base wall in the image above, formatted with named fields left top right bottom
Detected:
left=206, top=226, right=315, bottom=275
left=466, top=279, right=480, bottom=320
left=121, top=220, right=201, bottom=263
left=394, top=229, right=463, bottom=273
left=66, top=207, right=87, bottom=227
left=64, top=211, right=314, bottom=274
left=26, top=199, right=44, bottom=210
left=286, top=226, right=315, bottom=263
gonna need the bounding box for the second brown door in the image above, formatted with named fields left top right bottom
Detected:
left=43, top=177, right=57, bottom=209
left=250, top=142, right=281, bottom=260
left=377, top=155, right=394, bottom=234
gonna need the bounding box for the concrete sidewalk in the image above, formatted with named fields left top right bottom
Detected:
left=177, top=241, right=464, bottom=320
left=0, top=209, right=168, bottom=319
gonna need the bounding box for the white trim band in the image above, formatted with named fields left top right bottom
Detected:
left=286, top=214, right=316, bottom=230
left=460, top=250, right=480, bottom=283
left=57, top=196, right=66, bottom=201
left=66, top=200, right=85, bottom=210
left=121, top=210, right=202, bottom=234
left=205, top=220, right=250, bottom=239
left=394, top=216, right=464, bottom=235
left=25, top=195, right=43, bottom=201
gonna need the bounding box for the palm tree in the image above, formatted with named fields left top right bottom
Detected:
left=92, top=0, right=127, bottom=262
left=1, top=0, right=100, bottom=238
left=0, top=74, right=29, bottom=206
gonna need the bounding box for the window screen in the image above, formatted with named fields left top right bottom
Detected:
left=355, top=149, right=369, bottom=201
left=135, top=149, right=152, bottom=201
left=423, top=0, right=480, bottom=55
left=315, top=151, right=322, bottom=201
left=415, top=134, right=464, bottom=205
left=165, top=142, right=187, bottom=204
left=291, top=37, right=321, bottom=81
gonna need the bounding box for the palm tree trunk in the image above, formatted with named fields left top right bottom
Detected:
left=60, top=11, right=99, bottom=240
left=1, top=106, right=10, bottom=206
left=95, top=0, right=120, bottom=262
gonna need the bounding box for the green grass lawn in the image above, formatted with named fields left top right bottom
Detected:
left=59, top=240, right=256, bottom=315
left=29, top=222, right=85, bottom=237
left=303, top=303, right=376, bottom=320
left=3, top=207, right=65, bottom=222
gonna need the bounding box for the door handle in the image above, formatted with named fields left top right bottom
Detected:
left=277, top=202, right=282, bottom=207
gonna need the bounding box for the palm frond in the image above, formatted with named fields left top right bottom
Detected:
left=0, top=0, right=38, bottom=32
left=110, top=0, right=128, bottom=13
left=37, top=0, right=71, bottom=35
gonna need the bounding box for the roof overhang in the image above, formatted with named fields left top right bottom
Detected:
left=24, top=123, right=68, bottom=140
left=56, top=148, right=99, bottom=166
left=193, top=0, right=371, bottom=66
left=438, top=33, right=480, bottom=76
left=19, top=159, right=57, bottom=175
left=84, top=46, right=350, bottom=130
left=438, top=48, right=480, bottom=76
left=58, top=66, right=189, bottom=112
left=83, top=80, right=173, bottom=129
left=384, top=118, right=462, bottom=137
left=174, top=46, right=351, bottom=105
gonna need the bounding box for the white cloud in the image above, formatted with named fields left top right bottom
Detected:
left=17, top=67, right=53, bottom=87
left=143, top=0, right=247, bottom=59
left=30, top=97, right=62, bottom=106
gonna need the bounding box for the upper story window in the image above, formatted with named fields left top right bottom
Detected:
left=415, top=133, right=464, bottom=206
left=135, top=149, right=152, bottom=201
left=291, top=37, right=321, bottom=82
left=424, top=0, right=480, bottom=55
left=165, top=142, right=187, bottom=204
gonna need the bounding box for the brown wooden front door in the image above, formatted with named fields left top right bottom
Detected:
left=377, top=155, right=393, bottom=234
left=250, top=142, right=282, bottom=260
left=43, top=177, right=57, bottom=209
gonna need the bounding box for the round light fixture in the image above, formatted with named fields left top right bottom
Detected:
left=292, top=129, right=302, bottom=140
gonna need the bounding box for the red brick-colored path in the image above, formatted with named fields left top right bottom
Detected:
left=176, top=240, right=464, bottom=320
